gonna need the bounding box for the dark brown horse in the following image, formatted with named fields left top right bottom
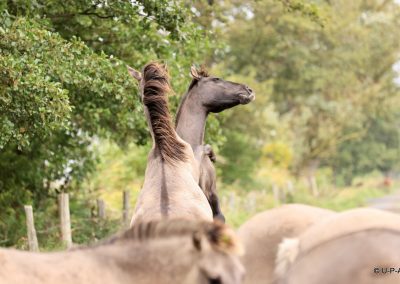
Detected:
left=128, top=63, right=212, bottom=225
left=175, top=66, right=255, bottom=221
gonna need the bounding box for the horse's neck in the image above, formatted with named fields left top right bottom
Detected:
left=176, top=92, right=207, bottom=150
left=94, top=240, right=194, bottom=283
left=1, top=241, right=194, bottom=284
left=1, top=249, right=113, bottom=284
left=144, top=106, right=156, bottom=145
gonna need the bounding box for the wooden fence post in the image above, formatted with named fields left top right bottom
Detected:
left=280, top=187, right=287, bottom=204
left=287, top=180, right=294, bottom=195
left=123, top=190, right=130, bottom=226
left=24, top=205, right=39, bottom=252
left=273, top=184, right=280, bottom=206
left=97, top=199, right=106, bottom=219
left=221, top=195, right=227, bottom=209
left=245, top=194, right=256, bottom=213
left=307, top=175, right=319, bottom=197
left=58, top=193, right=72, bottom=249
left=228, top=192, right=235, bottom=212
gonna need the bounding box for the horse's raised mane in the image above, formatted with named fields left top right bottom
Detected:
left=188, top=65, right=209, bottom=90
left=99, top=219, right=241, bottom=254
left=175, top=66, right=210, bottom=124
left=142, top=62, right=187, bottom=163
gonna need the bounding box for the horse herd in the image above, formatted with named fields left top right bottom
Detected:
left=1, top=62, right=400, bottom=284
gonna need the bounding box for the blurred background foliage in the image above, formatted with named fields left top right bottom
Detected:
left=1, top=0, right=400, bottom=249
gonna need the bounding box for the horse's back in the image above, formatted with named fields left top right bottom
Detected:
left=237, top=204, right=335, bottom=284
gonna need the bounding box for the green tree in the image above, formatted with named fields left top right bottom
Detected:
left=212, top=0, right=400, bottom=189
left=330, top=95, right=400, bottom=185
left=0, top=1, right=211, bottom=246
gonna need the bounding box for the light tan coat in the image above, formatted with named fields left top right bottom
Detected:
left=275, top=208, right=400, bottom=284
left=0, top=219, right=244, bottom=284
left=237, top=204, right=336, bottom=284
left=131, top=148, right=213, bottom=225
left=127, top=63, right=213, bottom=226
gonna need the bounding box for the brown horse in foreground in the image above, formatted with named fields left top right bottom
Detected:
left=176, top=66, right=255, bottom=221
left=128, top=63, right=213, bottom=225
left=0, top=219, right=244, bottom=284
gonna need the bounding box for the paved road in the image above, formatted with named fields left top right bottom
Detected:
left=368, top=191, right=400, bottom=213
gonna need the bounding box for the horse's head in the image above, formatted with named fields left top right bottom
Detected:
left=188, top=66, right=255, bottom=113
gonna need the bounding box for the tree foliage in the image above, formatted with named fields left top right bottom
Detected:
left=211, top=0, right=400, bottom=185
left=2, top=0, right=400, bottom=247
left=0, top=0, right=211, bottom=246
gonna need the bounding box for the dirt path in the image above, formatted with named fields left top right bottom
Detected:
left=368, top=191, right=400, bottom=213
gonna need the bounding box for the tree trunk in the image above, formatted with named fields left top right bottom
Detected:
left=97, top=199, right=106, bottom=219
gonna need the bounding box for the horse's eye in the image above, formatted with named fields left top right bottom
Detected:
left=212, top=78, right=221, bottom=82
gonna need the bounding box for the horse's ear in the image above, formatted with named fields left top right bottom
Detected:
left=190, top=65, right=201, bottom=80
left=192, top=231, right=202, bottom=251
left=127, top=66, right=142, bottom=81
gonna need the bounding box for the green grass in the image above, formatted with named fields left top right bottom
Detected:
left=293, top=187, right=392, bottom=211
left=32, top=170, right=397, bottom=250
left=219, top=181, right=397, bottom=229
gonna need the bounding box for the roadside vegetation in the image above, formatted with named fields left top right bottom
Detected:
left=1, top=0, right=399, bottom=249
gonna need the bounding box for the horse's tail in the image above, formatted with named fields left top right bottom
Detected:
left=142, top=62, right=187, bottom=163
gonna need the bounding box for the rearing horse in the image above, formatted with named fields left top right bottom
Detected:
left=175, top=66, right=255, bottom=221
left=128, top=63, right=213, bottom=225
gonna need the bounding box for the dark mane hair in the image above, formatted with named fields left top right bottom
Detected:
left=142, top=62, right=187, bottom=163
left=175, top=66, right=210, bottom=124
left=100, top=219, right=241, bottom=253
left=188, top=65, right=210, bottom=90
